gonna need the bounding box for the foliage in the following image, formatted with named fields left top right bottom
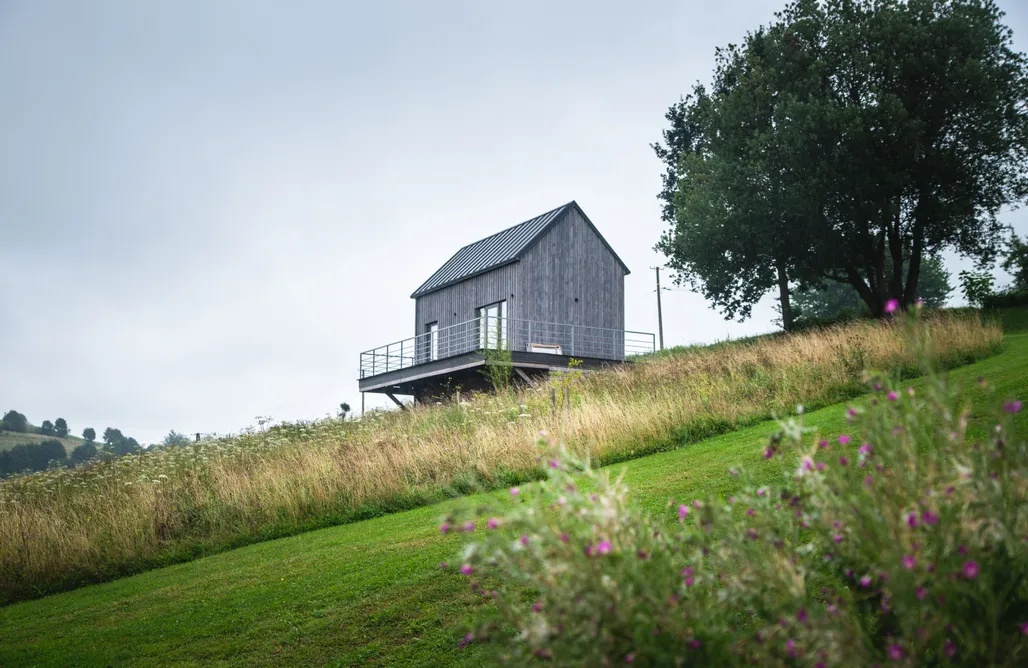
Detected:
left=1002, top=231, right=1028, bottom=291
left=0, top=313, right=1002, bottom=603
left=480, top=318, right=513, bottom=392
left=339, top=402, right=351, bottom=419
left=38, top=420, right=54, bottom=437
left=0, top=440, right=66, bottom=477
left=794, top=256, right=952, bottom=326
left=69, top=442, right=98, bottom=467
left=161, top=430, right=192, bottom=448
left=984, top=290, right=1028, bottom=309
left=53, top=418, right=68, bottom=438
left=102, top=427, right=141, bottom=456
left=959, top=269, right=996, bottom=308
left=81, top=427, right=95, bottom=443
left=1, top=410, right=28, bottom=434
left=450, top=313, right=1026, bottom=665
left=656, top=0, right=1028, bottom=322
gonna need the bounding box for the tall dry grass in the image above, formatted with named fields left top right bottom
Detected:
left=0, top=312, right=1002, bottom=603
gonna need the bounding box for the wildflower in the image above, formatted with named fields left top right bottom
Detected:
left=1005, top=400, right=1023, bottom=414
left=747, top=508, right=755, bottom=517
left=944, top=638, right=957, bottom=658
left=922, top=510, right=939, bottom=525
left=757, top=488, right=766, bottom=497
left=678, top=504, right=690, bottom=519
left=439, top=523, right=450, bottom=534
left=786, top=639, right=796, bottom=658
left=839, top=456, right=849, bottom=466
left=859, top=443, right=873, bottom=456
left=916, top=587, right=926, bottom=600
left=693, top=500, right=704, bottom=509
left=728, top=467, right=739, bottom=476
left=847, top=408, right=858, bottom=417
left=885, top=299, right=899, bottom=314
left=888, top=644, right=904, bottom=661
left=636, top=549, right=649, bottom=560
left=560, top=533, right=570, bottom=543
left=763, top=446, right=775, bottom=459
left=440, top=562, right=448, bottom=569
left=796, top=608, right=807, bottom=623
left=1021, top=622, right=1028, bottom=635
left=510, top=487, right=520, bottom=496
left=625, top=653, right=635, bottom=663
left=460, top=564, right=473, bottom=575
left=548, top=459, right=560, bottom=469
left=532, top=601, right=543, bottom=613
left=520, top=534, right=530, bottom=546
left=860, top=575, right=872, bottom=588
left=819, top=439, right=830, bottom=449
left=690, top=640, right=702, bottom=649
left=907, top=512, right=919, bottom=529
left=463, top=521, right=475, bottom=533
left=596, top=540, right=612, bottom=555
left=802, top=458, right=814, bottom=471
left=963, top=560, right=979, bottom=579
left=833, top=534, right=843, bottom=544
left=487, top=518, right=501, bottom=530
left=864, top=475, right=874, bottom=486
left=839, top=435, right=851, bottom=445
left=903, top=555, right=916, bottom=570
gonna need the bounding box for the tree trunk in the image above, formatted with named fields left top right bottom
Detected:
left=887, top=204, right=905, bottom=307
left=777, top=262, right=794, bottom=331
left=903, top=207, right=927, bottom=306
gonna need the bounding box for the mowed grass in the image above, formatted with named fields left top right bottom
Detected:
left=0, top=312, right=1001, bottom=604
left=0, top=430, right=84, bottom=455
left=1, top=309, right=1025, bottom=667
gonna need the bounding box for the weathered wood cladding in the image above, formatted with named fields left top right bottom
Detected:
left=412, top=204, right=627, bottom=360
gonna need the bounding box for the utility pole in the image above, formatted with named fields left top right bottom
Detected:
left=651, top=266, right=665, bottom=350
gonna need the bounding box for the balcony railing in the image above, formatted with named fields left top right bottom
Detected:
left=359, top=316, right=656, bottom=378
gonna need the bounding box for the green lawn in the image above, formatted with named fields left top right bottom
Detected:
left=0, top=429, right=85, bottom=455
left=2, top=310, right=1025, bottom=667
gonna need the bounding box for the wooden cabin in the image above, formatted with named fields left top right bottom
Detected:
left=358, top=201, right=654, bottom=404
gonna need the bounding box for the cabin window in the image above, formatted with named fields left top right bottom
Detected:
left=426, top=322, right=439, bottom=361
left=476, top=300, right=507, bottom=350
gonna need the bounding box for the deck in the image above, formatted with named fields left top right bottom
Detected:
left=358, top=316, right=655, bottom=401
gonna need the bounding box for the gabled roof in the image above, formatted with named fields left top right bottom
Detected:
left=411, top=201, right=629, bottom=298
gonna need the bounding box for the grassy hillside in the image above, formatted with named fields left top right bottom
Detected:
left=0, top=312, right=1002, bottom=603
left=0, top=308, right=1024, bottom=666
left=0, top=429, right=85, bottom=455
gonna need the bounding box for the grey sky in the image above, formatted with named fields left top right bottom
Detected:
left=2, top=1, right=1027, bottom=444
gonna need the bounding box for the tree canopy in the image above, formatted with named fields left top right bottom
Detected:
left=655, top=0, right=1028, bottom=326
left=1, top=410, right=28, bottom=433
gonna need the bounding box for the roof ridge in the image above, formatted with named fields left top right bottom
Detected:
left=449, top=201, right=571, bottom=253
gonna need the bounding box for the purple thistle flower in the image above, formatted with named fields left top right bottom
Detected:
left=860, top=575, right=872, bottom=588
left=487, top=518, right=500, bottom=530
left=747, top=508, right=755, bottom=517
left=902, top=555, right=916, bottom=570
left=763, top=446, right=775, bottom=459
left=596, top=540, right=612, bottom=555
left=532, top=601, right=544, bottom=613
left=833, top=534, right=843, bottom=544
left=887, top=391, right=898, bottom=401
left=847, top=408, right=858, bottom=417
left=548, top=459, right=560, bottom=469
left=916, top=587, right=926, bottom=600
left=885, top=299, right=899, bottom=314
left=839, top=456, right=849, bottom=466
left=816, top=461, right=826, bottom=471
left=625, top=653, right=635, bottom=664
left=786, top=639, right=796, bottom=658
left=796, top=608, right=807, bottom=623
left=460, top=564, right=473, bottom=575
left=463, top=521, right=475, bottom=533
left=757, top=488, right=766, bottom=497
left=922, top=510, right=939, bottom=525
left=945, top=639, right=957, bottom=658
left=888, top=644, right=904, bottom=660
left=637, top=549, right=649, bottom=560
left=729, top=467, right=739, bottom=476
left=959, top=545, right=968, bottom=555
left=440, top=561, right=448, bottom=570
left=678, top=504, right=690, bottom=519
left=839, top=435, right=851, bottom=445
left=1020, top=622, right=1028, bottom=635
left=520, top=534, right=529, bottom=545
left=907, top=512, right=919, bottom=529
left=439, top=523, right=450, bottom=534
left=963, top=560, right=979, bottom=579
left=510, top=486, right=520, bottom=496
left=1005, top=400, right=1023, bottom=414
left=693, top=499, right=704, bottom=509
left=859, top=443, right=873, bottom=456
left=864, top=474, right=874, bottom=486
left=560, top=533, right=569, bottom=543
left=819, top=438, right=830, bottom=449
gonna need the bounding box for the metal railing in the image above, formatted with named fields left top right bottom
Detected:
left=359, top=316, right=656, bottom=378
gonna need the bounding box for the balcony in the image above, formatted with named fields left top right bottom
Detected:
left=358, top=316, right=655, bottom=399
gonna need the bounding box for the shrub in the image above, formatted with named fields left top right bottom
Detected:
left=984, top=290, right=1028, bottom=309
left=449, top=312, right=1027, bottom=665
left=1, top=410, right=28, bottom=433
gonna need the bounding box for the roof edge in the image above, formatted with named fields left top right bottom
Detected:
left=409, top=258, right=521, bottom=299
left=513, top=201, right=631, bottom=275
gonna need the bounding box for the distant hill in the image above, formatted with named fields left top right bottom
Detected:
left=0, top=428, right=87, bottom=456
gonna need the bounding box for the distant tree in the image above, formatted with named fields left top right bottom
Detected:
left=54, top=418, right=69, bottom=438
left=1002, top=231, right=1028, bottom=291
left=0, top=439, right=65, bottom=476
left=70, top=441, right=98, bottom=466
left=959, top=270, right=995, bottom=308
left=339, top=402, right=351, bottom=419
left=102, top=427, right=124, bottom=449
left=162, top=430, right=191, bottom=448
left=82, top=427, right=96, bottom=443
left=38, top=439, right=66, bottom=469
left=39, top=420, right=55, bottom=436
left=1, top=410, right=28, bottom=433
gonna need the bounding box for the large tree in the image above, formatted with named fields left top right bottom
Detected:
left=656, top=0, right=1028, bottom=322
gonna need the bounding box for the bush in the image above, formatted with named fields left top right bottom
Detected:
left=70, top=442, right=98, bottom=466
left=1, top=410, right=28, bottom=433
left=984, top=290, right=1028, bottom=309
left=448, top=313, right=1027, bottom=665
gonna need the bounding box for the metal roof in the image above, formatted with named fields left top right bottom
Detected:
left=412, top=202, right=601, bottom=298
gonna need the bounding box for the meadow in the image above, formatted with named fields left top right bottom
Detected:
left=0, top=311, right=1003, bottom=603
left=0, top=308, right=1023, bottom=666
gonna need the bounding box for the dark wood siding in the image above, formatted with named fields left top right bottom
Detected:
left=412, top=206, right=626, bottom=361
left=516, top=205, right=625, bottom=328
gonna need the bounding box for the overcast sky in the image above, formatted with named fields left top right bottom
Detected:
left=2, top=1, right=1027, bottom=444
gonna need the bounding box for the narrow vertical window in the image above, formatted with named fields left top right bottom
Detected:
left=426, top=322, right=438, bottom=361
